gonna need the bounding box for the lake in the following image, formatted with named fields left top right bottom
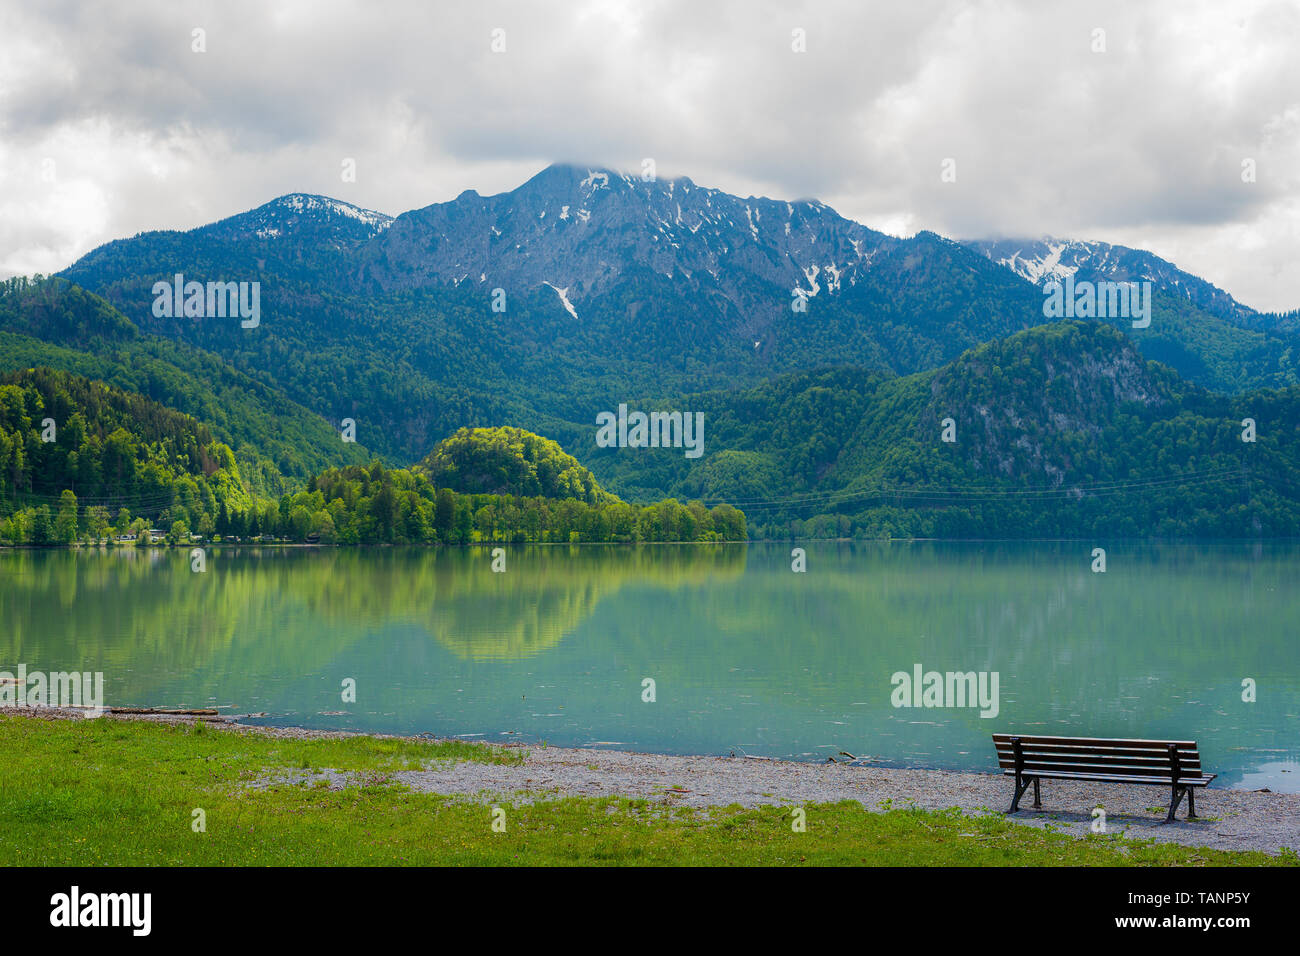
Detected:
left=1, top=541, right=1296, bottom=791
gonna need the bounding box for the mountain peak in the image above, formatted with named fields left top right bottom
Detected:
left=512, top=162, right=638, bottom=197
left=200, top=193, right=393, bottom=242
left=962, top=235, right=1255, bottom=323
left=361, top=162, right=893, bottom=313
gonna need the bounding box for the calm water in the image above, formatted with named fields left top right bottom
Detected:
left=1, top=542, right=1296, bottom=791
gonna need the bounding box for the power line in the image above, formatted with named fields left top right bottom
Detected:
left=691, top=465, right=1248, bottom=512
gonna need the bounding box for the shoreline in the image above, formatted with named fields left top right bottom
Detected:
left=6, top=537, right=1300, bottom=550
left=19, top=707, right=1299, bottom=856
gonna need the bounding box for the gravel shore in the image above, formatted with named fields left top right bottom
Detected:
left=389, top=744, right=1299, bottom=856
left=25, top=709, right=1300, bottom=856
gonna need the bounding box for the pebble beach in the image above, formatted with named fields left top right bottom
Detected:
left=31, top=708, right=1296, bottom=857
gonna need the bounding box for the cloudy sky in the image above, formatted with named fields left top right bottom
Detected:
left=2, top=0, right=1298, bottom=310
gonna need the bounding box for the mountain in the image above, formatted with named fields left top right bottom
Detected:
left=961, top=236, right=1256, bottom=324
left=349, top=164, right=1051, bottom=372
left=31, top=162, right=1300, bottom=539
left=966, top=233, right=1300, bottom=348
left=962, top=236, right=1300, bottom=393
left=588, top=321, right=1300, bottom=538
left=56, top=164, right=1057, bottom=462
left=353, top=163, right=894, bottom=317
left=58, top=166, right=1298, bottom=460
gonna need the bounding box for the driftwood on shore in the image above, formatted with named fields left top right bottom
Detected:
left=7, top=701, right=271, bottom=722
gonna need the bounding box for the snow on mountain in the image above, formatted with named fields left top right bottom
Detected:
left=543, top=281, right=579, bottom=319
left=962, top=236, right=1256, bottom=323
left=273, top=194, right=393, bottom=232
left=200, top=193, right=394, bottom=243
left=125, top=162, right=1268, bottom=334
left=354, top=163, right=897, bottom=318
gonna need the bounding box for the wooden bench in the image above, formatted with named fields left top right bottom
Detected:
left=992, top=734, right=1215, bottom=823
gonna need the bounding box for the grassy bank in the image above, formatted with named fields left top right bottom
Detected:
left=1, top=714, right=1290, bottom=867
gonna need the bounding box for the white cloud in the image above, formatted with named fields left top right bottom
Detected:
left=0, top=0, right=1297, bottom=310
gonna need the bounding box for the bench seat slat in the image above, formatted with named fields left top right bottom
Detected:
left=992, top=733, right=1197, bottom=749
left=1002, top=762, right=1200, bottom=778
left=1001, top=768, right=1215, bottom=786
left=995, top=749, right=1201, bottom=767
left=995, top=754, right=1201, bottom=771
left=998, top=764, right=1201, bottom=780
left=997, top=764, right=1201, bottom=780
left=994, top=743, right=1201, bottom=761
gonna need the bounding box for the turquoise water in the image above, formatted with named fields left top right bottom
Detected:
left=1, top=541, right=1296, bottom=791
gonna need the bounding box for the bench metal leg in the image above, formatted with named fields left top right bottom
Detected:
left=1007, top=774, right=1036, bottom=813
left=1165, top=784, right=1187, bottom=823
left=1187, top=787, right=1197, bottom=820
left=1032, top=777, right=1041, bottom=809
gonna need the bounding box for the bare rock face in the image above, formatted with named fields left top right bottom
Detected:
left=351, top=163, right=896, bottom=317
left=925, top=322, right=1177, bottom=483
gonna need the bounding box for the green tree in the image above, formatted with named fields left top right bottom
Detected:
left=54, top=490, right=78, bottom=544
left=85, top=504, right=111, bottom=542
left=288, top=505, right=312, bottom=541
left=167, top=519, right=190, bottom=546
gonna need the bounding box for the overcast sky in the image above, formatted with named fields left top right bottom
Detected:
left=2, top=0, right=1298, bottom=310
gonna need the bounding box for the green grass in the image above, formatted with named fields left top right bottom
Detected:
left=1, top=714, right=1292, bottom=867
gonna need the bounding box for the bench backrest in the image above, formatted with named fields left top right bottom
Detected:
left=992, top=734, right=1202, bottom=780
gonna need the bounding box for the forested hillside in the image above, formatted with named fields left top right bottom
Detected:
left=587, top=323, right=1300, bottom=538
left=418, top=426, right=616, bottom=505
left=0, top=276, right=371, bottom=492
left=0, top=369, right=743, bottom=545
left=0, top=367, right=252, bottom=544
